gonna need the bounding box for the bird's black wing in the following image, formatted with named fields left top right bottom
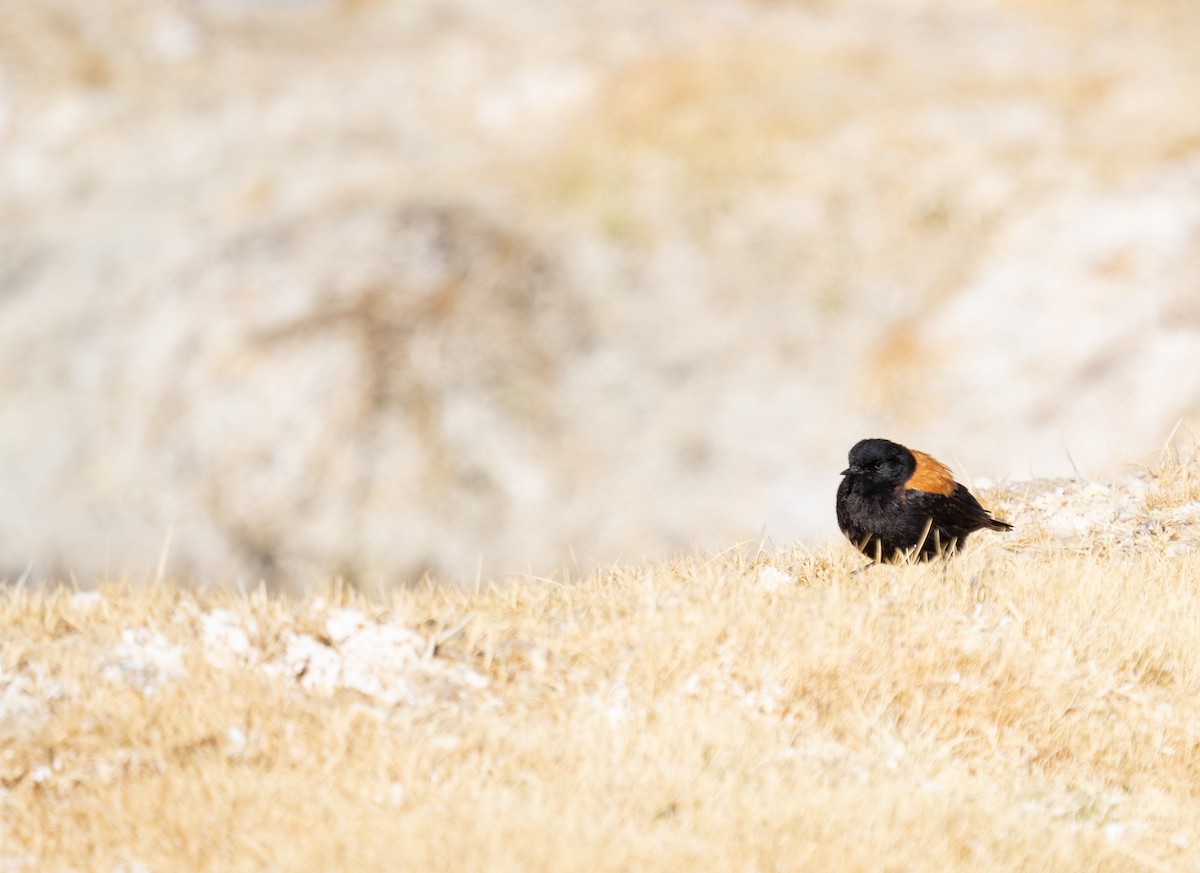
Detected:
left=945, top=484, right=1012, bottom=534
left=901, top=485, right=1010, bottom=550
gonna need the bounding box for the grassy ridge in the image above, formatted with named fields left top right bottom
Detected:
left=4, top=466, right=1200, bottom=870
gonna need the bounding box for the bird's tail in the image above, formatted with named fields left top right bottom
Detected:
left=984, top=515, right=1013, bottom=532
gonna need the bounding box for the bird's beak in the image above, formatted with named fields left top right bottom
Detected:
left=841, top=465, right=861, bottom=476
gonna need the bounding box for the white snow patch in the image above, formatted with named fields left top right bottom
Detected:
left=757, top=566, right=793, bottom=593
left=70, top=591, right=102, bottom=612
left=260, top=613, right=485, bottom=707
left=102, top=630, right=185, bottom=693
left=201, top=609, right=256, bottom=667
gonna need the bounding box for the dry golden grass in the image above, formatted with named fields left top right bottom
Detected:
left=5, top=457, right=1200, bottom=871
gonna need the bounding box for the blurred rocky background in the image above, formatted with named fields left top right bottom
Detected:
left=1, top=0, right=1199, bottom=588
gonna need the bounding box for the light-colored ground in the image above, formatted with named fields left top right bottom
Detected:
left=5, top=450, right=1200, bottom=871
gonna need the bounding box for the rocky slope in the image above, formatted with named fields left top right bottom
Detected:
left=1, top=0, right=1199, bottom=586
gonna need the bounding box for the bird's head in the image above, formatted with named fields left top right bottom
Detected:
left=841, top=438, right=916, bottom=494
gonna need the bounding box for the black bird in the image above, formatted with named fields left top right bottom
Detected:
left=836, top=438, right=1012, bottom=562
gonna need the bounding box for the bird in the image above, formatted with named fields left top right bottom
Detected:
left=836, top=438, right=1012, bottom=563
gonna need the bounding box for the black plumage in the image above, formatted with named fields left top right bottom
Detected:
left=836, top=438, right=1012, bottom=562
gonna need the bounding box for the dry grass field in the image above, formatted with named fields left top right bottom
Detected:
left=4, top=448, right=1200, bottom=871
left=5, top=4, right=1200, bottom=869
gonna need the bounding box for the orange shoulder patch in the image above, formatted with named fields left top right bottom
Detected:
left=905, top=450, right=956, bottom=496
